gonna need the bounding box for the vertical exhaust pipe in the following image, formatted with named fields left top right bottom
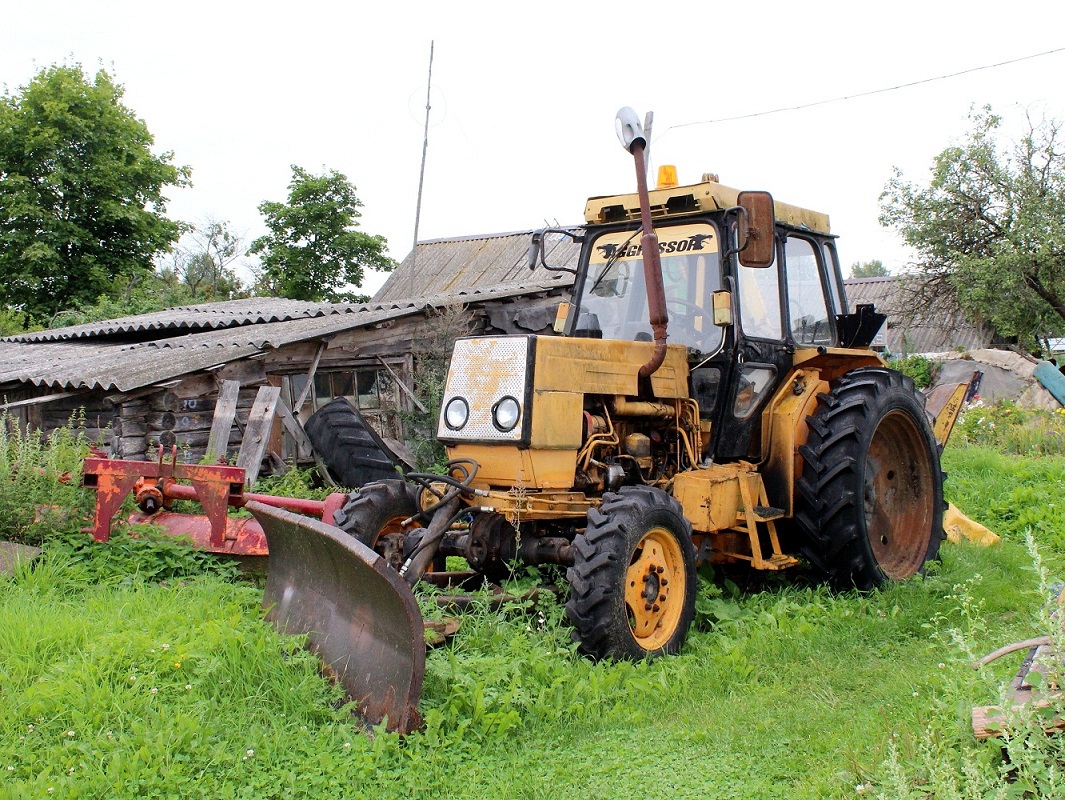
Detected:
left=616, top=108, right=668, bottom=381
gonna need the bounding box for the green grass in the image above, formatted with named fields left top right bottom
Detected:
left=2, top=411, right=1065, bottom=798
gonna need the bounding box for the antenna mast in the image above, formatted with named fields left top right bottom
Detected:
left=410, top=41, right=434, bottom=298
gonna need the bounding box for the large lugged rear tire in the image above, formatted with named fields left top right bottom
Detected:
left=333, top=479, right=422, bottom=571
left=566, top=486, right=697, bottom=661
left=304, top=398, right=402, bottom=489
left=795, top=367, right=944, bottom=590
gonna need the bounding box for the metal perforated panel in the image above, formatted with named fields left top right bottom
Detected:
left=437, top=337, right=529, bottom=442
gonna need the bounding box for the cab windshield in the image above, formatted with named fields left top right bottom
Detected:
left=577, top=222, right=722, bottom=354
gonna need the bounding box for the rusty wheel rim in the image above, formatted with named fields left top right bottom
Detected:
left=371, top=514, right=417, bottom=571
left=864, top=410, right=935, bottom=580
left=625, top=527, right=686, bottom=651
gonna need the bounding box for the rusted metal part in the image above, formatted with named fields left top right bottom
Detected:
left=127, top=510, right=271, bottom=556
left=83, top=448, right=246, bottom=547
left=629, top=139, right=669, bottom=381
left=83, top=447, right=348, bottom=557
left=249, top=501, right=425, bottom=734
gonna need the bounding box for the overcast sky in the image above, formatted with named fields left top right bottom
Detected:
left=4, top=1, right=1065, bottom=295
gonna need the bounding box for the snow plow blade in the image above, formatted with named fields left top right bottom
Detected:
left=248, top=501, right=425, bottom=734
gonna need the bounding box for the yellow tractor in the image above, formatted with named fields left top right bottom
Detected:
left=250, top=108, right=958, bottom=732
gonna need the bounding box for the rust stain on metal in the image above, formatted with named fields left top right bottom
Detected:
left=249, top=502, right=425, bottom=734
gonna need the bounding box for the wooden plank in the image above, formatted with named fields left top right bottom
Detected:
left=0, top=391, right=86, bottom=411
left=376, top=356, right=428, bottom=414
left=235, top=386, right=280, bottom=487
left=293, top=342, right=326, bottom=414
left=205, top=380, right=241, bottom=464
left=274, top=396, right=314, bottom=460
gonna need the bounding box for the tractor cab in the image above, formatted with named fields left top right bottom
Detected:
left=555, top=172, right=862, bottom=460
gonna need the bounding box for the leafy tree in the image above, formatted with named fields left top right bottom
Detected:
left=163, top=219, right=249, bottom=302
left=248, top=165, right=394, bottom=302
left=849, top=259, right=889, bottom=279
left=0, top=63, right=189, bottom=323
left=880, top=106, right=1065, bottom=348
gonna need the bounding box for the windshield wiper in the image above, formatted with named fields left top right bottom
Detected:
left=588, top=229, right=641, bottom=295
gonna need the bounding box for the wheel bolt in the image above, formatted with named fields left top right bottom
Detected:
left=656, top=565, right=665, bottom=574
left=659, top=594, right=666, bottom=602
left=652, top=604, right=660, bottom=613
left=644, top=603, right=652, bottom=611
left=661, top=579, right=668, bottom=586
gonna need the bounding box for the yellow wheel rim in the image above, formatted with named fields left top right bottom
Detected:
left=624, top=527, right=686, bottom=651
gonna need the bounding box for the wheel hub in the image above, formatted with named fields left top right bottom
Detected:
left=625, top=528, right=684, bottom=650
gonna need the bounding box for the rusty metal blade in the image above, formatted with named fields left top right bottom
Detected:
left=247, top=501, right=425, bottom=733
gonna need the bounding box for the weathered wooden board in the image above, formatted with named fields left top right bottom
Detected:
left=205, top=380, right=241, bottom=463
left=235, top=386, right=280, bottom=487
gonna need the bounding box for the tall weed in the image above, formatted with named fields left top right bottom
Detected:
left=0, top=417, right=93, bottom=545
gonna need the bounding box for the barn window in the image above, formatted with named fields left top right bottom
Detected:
left=290, top=365, right=401, bottom=413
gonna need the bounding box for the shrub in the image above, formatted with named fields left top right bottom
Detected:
left=888, top=354, right=935, bottom=387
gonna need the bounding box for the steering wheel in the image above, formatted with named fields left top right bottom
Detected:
left=665, top=298, right=713, bottom=347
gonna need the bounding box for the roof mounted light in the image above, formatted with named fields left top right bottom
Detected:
left=656, top=165, right=678, bottom=189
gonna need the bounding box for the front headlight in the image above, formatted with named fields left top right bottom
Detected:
left=492, top=396, right=521, bottom=432
left=444, top=397, right=469, bottom=430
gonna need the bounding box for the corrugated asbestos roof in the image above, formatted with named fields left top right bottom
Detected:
left=845, top=276, right=994, bottom=354
left=4, top=297, right=361, bottom=343
left=0, top=280, right=572, bottom=393
left=374, top=229, right=581, bottom=303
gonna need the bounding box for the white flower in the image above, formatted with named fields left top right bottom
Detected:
left=66, top=730, right=75, bottom=738
left=150, top=687, right=158, bottom=695
left=246, top=749, right=255, bottom=757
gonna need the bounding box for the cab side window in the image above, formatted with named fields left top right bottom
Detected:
left=784, top=237, right=832, bottom=346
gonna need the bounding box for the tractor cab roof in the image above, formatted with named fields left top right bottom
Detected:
left=584, top=178, right=831, bottom=235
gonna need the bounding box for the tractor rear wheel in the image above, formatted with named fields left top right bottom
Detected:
left=333, top=480, right=422, bottom=571
left=566, top=486, right=697, bottom=661
left=795, top=367, right=944, bottom=590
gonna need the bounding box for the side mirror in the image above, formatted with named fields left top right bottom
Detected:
left=736, top=191, right=775, bottom=268
left=527, top=228, right=582, bottom=274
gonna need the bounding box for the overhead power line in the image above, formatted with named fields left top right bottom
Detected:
left=664, top=45, right=1065, bottom=134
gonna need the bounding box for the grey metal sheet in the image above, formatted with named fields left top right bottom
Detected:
left=0, top=280, right=572, bottom=393
left=374, top=229, right=580, bottom=303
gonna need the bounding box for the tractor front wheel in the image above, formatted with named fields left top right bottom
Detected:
left=333, top=480, right=422, bottom=571
left=566, top=486, right=697, bottom=661
left=795, top=367, right=944, bottom=590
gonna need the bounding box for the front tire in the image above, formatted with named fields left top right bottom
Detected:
left=795, top=367, right=944, bottom=590
left=566, top=486, right=697, bottom=661
left=333, top=479, right=422, bottom=571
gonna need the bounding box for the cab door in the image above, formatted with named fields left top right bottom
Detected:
left=712, top=232, right=837, bottom=460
